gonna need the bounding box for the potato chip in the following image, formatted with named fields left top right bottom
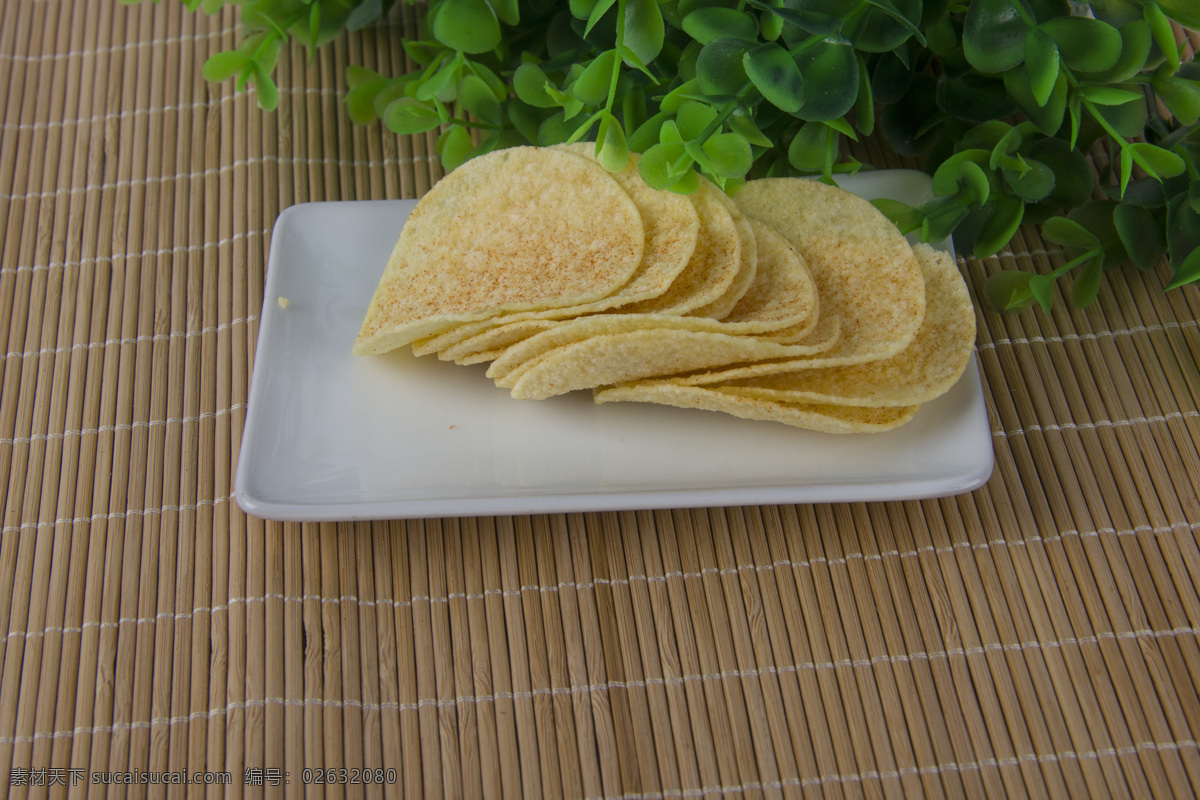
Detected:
left=689, top=195, right=758, bottom=319
left=354, top=147, right=644, bottom=355
left=593, top=381, right=919, bottom=433
left=497, top=323, right=842, bottom=399
left=708, top=244, right=973, bottom=405
left=407, top=146, right=701, bottom=358
left=730, top=177, right=925, bottom=365
left=483, top=218, right=821, bottom=385
left=620, top=178, right=743, bottom=315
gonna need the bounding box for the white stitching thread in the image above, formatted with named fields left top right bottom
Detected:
left=0, top=404, right=246, bottom=446
left=957, top=248, right=1067, bottom=264
left=2, top=316, right=259, bottom=361
left=0, top=152, right=438, bottom=201
left=993, top=410, right=1200, bottom=438
left=0, top=16, right=409, bottom=64
left=0, top=89, right=343, bottom=133
left=0, top=495, right=233, bottom=534
left=0, top=230, right=270, bottom=275
left=0, top=705, right=1193, bottom=791
left=977, top=318, right=1200, bottom=350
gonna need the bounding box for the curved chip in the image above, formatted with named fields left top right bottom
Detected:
left=731, top=177, right=925, bottom=365
left=710, top=244, right=974, bottom=405
left=593, top=381, right=919, bottom=433
left=354, top=146, right=644, bottom=355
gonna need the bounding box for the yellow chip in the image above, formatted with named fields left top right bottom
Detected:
left=408, top=146, right=701, bottom=358
left=483, top=218, right=822, bottom=385
left=695, top=243, right=974, bottom=405
left=621, top=178, right=743, bottom=315
left=496, top=324, right=842, bottom=399
left=731, top=177, right=925, bottom=365
left=689, top=195, right=758, bottom=319
left=594, top=381, right=919, bottom=433
left=354, top=146, right=644, bottom=355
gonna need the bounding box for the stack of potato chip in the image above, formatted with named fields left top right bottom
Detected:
left=354, top=145, right=976, bottom=433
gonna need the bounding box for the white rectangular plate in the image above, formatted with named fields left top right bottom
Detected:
left=235, top=169, right=994, bottom=521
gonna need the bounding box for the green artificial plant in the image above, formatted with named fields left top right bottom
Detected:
left=135, top=0, right=1200, bottom=313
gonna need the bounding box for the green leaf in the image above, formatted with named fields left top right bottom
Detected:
left=584, top=0, right=618, bottom=36
left=1144, top=1, right=1180, bottom=74
left=574, top=50, right=618, bottom=106
left=1152, top=76, right=1200, bottom=125
left=570, top=0, right=599, bottom=20
left=383, top=97, right=442, bottom=135
left=513, top=63, right=557, bottom=108
left=871, top=197, right=925, bottom=235
left=346, top=78, right=386, bottom=125
left=1040, top=16, right=1123, bottom=73
left=761, top=9, right=783, bottom=42
left=1158, top=0, right=1200, bottom=29
left=846, top=0, right=925, bottom=53
left=971, top=195, right=1027, bottom=258
left=1027, top=273, right=1057, bottom=313
left=854, top=55, right=875, bottom=136
left=1024, top=29, right=1060, bottom=107
left=659, top=119, right=683, bottom=144
left=788, top=122, right=829, bottom=172
left=1164, top=246, right=1200, bottom=290
left=660, top=79, right=701, bottom=113
left=202, top=50, right=250, bottom=83
left=669, top=168, right=701, bottom=195
left=1004, top=64, right=1067, bottom=136
left=346, top=65, right=382, bottom=90
left=1005, top=159, right=1056, bottom=202
left=415, top=56, right=460, bottom=102
left=537, top=111, right=575, bottom=145
left=432, top=0, right=500, bottom=54
left=696, top=38, right=751, bottom=97
left=1070, top=257, right=1104, bottom=308
left=436, top=125, right=475, bottom=171
left=639, top=141, right=691, bottom=189
left=922, top=204, right=970, bottom=242
left=676, top=100, right=718, bottom=140
left=596, top=113, right=629, bottom=171
left=984, top=269, right=1037, bottom=313
left=1076, top=84, right=1144, bottom=106
left=458, top=74, right=501, bottom=124
left=1042, top=215, right=1102, bottom=252
left=252, top=64, right=278, bottom=111
left=932, top=150, right=991, bottom=197
left=1089, top=20, right=1153, bottom=84
left=702, top=133, right=753, bottom=178
left=963, top=0, right=1027, bottom=74
left=1113, top=203, right=1165, bottom=270
left=682, top=8, right=758, bottom=45
left=794, top=36, right=859, bottom=122
left=958, top=161, right=992, bottom=206
left=1128, top=142, right=1187, bottom=181
left=1091, top=96, right=1149, bottom=140
left=628, top=111, right=669, bottom=152
left=727, top=107, right=773, bottom=148
left=625, top=0, right=666, bottom=64
left=491, top=0, right=520, bottom=26
left=743, top=42, right=805, bottom=113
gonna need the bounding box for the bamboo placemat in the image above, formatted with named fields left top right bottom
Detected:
left=2, top=1, right=1199, bottom=796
